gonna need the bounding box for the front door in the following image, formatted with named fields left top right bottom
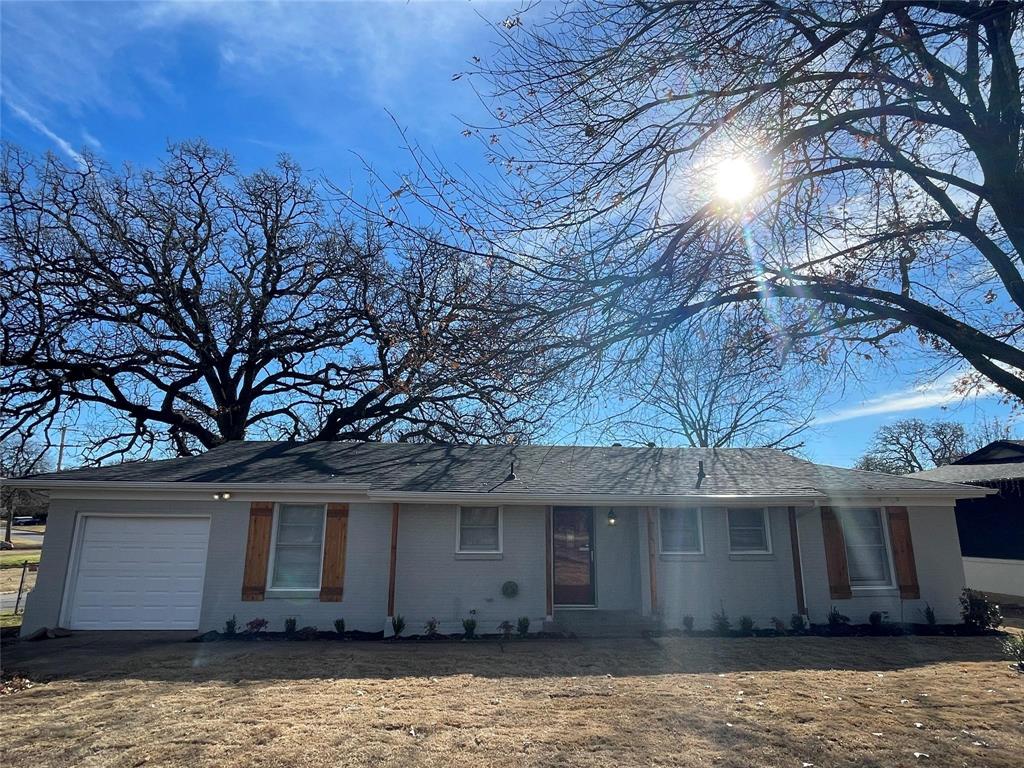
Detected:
left=553, top=506, right=595, bottom=606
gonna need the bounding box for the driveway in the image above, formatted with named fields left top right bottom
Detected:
left=1, top=633, right=1021, bottom=767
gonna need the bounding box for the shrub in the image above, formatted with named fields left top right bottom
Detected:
left=462, top=616, right=477, bottom=639
left=1002, top=634, right=1024, bottom=672
left=285, top=617, right=297, bottom=634
left=770, top=617, right=786, bottom=632
left=517, top=616, right=530, bottom=638
left=868, top=611, right=884, bottom=630
left=391, top=614, right=406, bottom=637
left=790, top=614, right=807, bottom=633
left=682, top=615, right=695, bottom=632
left=711, top=609, right=731, bottom=636
left=739, top=616, right=755, bottom=635
left=295, top=625, right=318, bottom=640
left=922, top=603, right=937, bottom=626
left=224, top=615, right=237, bottom=636
left=827, top=606, right=850, bottom=628
left=334, top=618, right=345, bottom=635
left=245, top=618, right=268, bottom=634
left=960, top=588, right=1003, bottom=632
left=424, top=617, right=440, bottom=637
left=498, top=620, right=514, bottom=640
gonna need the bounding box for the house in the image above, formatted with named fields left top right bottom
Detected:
left=911, top=440, right=1024, bottom=600
left=8, top=441, right=988, bottom=636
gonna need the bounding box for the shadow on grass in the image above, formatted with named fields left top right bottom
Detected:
left=1, top=632, right=1011, bottom=685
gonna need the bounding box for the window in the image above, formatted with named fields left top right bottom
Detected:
left=659, top=508, right=703, bottom=553
left=838, top=507, right=893, bottom=587
left=727, top=508, right=771, bottom=553
left=270, top=504, right=326, bottom=589
left=457, top=506, right=501, bottom=552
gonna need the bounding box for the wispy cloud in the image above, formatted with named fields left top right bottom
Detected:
left=815, top=371, right=999, bottom=425
left=6, top=101, right=86, bottom=168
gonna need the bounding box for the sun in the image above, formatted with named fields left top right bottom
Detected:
left=713, top=157, right=758, bottom=203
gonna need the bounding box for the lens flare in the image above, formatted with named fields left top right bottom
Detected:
left=713, top=158, right=757, bottom=203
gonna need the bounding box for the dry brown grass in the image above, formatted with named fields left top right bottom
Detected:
left=0, top=567, right=36, bottom=594
left=1, top=634, right=1021, bottom=767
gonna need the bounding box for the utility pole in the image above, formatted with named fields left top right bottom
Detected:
left=56, top=426, right=67, bottom=472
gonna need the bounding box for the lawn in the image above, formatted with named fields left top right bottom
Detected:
left=0, top=549, right=40, bottom=569
left=1, top=634, right=1021, bottom=767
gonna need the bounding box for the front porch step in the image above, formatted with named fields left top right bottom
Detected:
left=550, top=609, right=659, bottom=638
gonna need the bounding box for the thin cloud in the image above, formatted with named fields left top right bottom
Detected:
left=815, top=372, right=998, bottom=425
left=6, top=101, right=86, bottom=168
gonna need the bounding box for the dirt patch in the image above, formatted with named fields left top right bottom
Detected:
left=1, top=635, right=1021, bottom=767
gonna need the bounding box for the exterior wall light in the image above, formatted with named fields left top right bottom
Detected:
left=213, top=492, right=232, bottom=500
left=607, top=509, right=617, bottom=526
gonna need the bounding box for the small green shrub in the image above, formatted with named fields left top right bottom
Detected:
left=682, top=615, right=695, bottom=632
left=285, top=617, right=297, bottom=634
left=498, top=620, right=514, bottom=640
left=245, top=618, right=268, bottom=634
left=1002, top=634, right=1024, bottom=672
left=711, top=609, right=731, bottom=635
left=922, top=603, right=937, bottom=626
left=960, top=588, right=1003, bottom=631
left=391, top=614, right=406, bottom=637
left=424, top=617, right=439, bottom=637
left=868, top=611, right=884, bottom=630
left=517, top=616, right=530, bottom=638
left=224, top=615, right=237, bottom=636
left=738, top=616, right=755, bottom=635
left=827, top=606, right=850, bottom=628
left=334, top=618, right=345, bottom=635
left=462, top=616, right=477, bottom=639
left=790, top=614, right=807, bottom=632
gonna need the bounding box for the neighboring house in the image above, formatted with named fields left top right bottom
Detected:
left=911, top=440, right=1024, bottom=600
left=8, top=442, right=987, bottom=635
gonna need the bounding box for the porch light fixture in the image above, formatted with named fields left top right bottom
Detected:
left=212, top=491, right=232, bottom=500
left=607, top=509, right=617, bottom=526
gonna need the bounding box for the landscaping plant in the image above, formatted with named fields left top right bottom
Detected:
left=334, top=618, right=345, bottom=635
left=922, top=603, right=937, bottom=626
left=517, top=616, right=530, bottom=638
left=711, top=609, right=731, bottom=636
left=790, top=614, right=807, bottom=633
left=682, top=615, right=695, bottom=633
left=391, top=614, right=406, bottom=638
left=462, top=616, right=477, bottom=639
left=424, top=617, right=439, bottom=637
left=1002, top=634, right=1024, bottom=672
left=245, top=618, right=268, bottom=634
left=960, top=588, right=1004, bottom=632
left=224, top=615, right=237, bottom=636
left=868, top=611, right=884, bottom=632
left=738, top=616, right=755, bottom=636
left=295, top=625, right=318, bottom=640
left=285, top=617, right=297, bottom=635
left=827, top=607, right=850, bottom=629
left=498, top=620, right=514, bottom=640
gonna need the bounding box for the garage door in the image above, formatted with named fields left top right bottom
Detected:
left=66, top=516, right=210, bottom=630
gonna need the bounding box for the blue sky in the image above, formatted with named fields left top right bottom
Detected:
left=1, top=0, right=1016, bottom=467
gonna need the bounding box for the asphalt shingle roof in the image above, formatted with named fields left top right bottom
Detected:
left=910, top=462, right=1024, bottom=483
left=21, top=441, right=976, bottom=498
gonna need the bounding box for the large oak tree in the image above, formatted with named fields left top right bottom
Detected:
left=0, top=142, right=562, bottom=461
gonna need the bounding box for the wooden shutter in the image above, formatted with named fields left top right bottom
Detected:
left=241, top=501, right=274, bottom=601
left=886, top=506, right=920, bottom=599
left=820, top=506, right=852, bottom=599
left=319, top=503, right=350, bottom=602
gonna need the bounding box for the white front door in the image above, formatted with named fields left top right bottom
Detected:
left=66, top=516, right=210, bottom=630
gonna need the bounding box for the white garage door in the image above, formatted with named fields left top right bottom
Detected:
left=66, top=516, right=210, bottom=630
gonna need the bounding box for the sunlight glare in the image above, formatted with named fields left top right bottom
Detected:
left=713, top=157, right=758, bottom=203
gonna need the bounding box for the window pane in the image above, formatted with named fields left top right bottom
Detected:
left=840, top=508, right=892, bottom=586
left=728, top=508, right=768, bottom=551
left=660, top=508, right=701, bottom=552
left=459, top=507, right=500, bottom=551
left=271, top=504, right=324, bottom=589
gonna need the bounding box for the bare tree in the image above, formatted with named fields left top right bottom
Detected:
left=610, top=310, right=823, bottom=450
left=854, top=416, right=1017, bottom=473
left=405, top=1, right=1024, bottom=406
left=0, top=439, right=51, bottom=542
left=0, top=142, right=564, bottom=461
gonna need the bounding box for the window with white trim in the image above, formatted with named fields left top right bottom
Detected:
left=457, top=506, right=501, bottom=552
left=270, top=503, right=326, bottom=589
left=727, top=508, right=771, bottom=553
left=838, top=507, right=893, bottom=587
left=659, top=508, right=703, bottom=553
